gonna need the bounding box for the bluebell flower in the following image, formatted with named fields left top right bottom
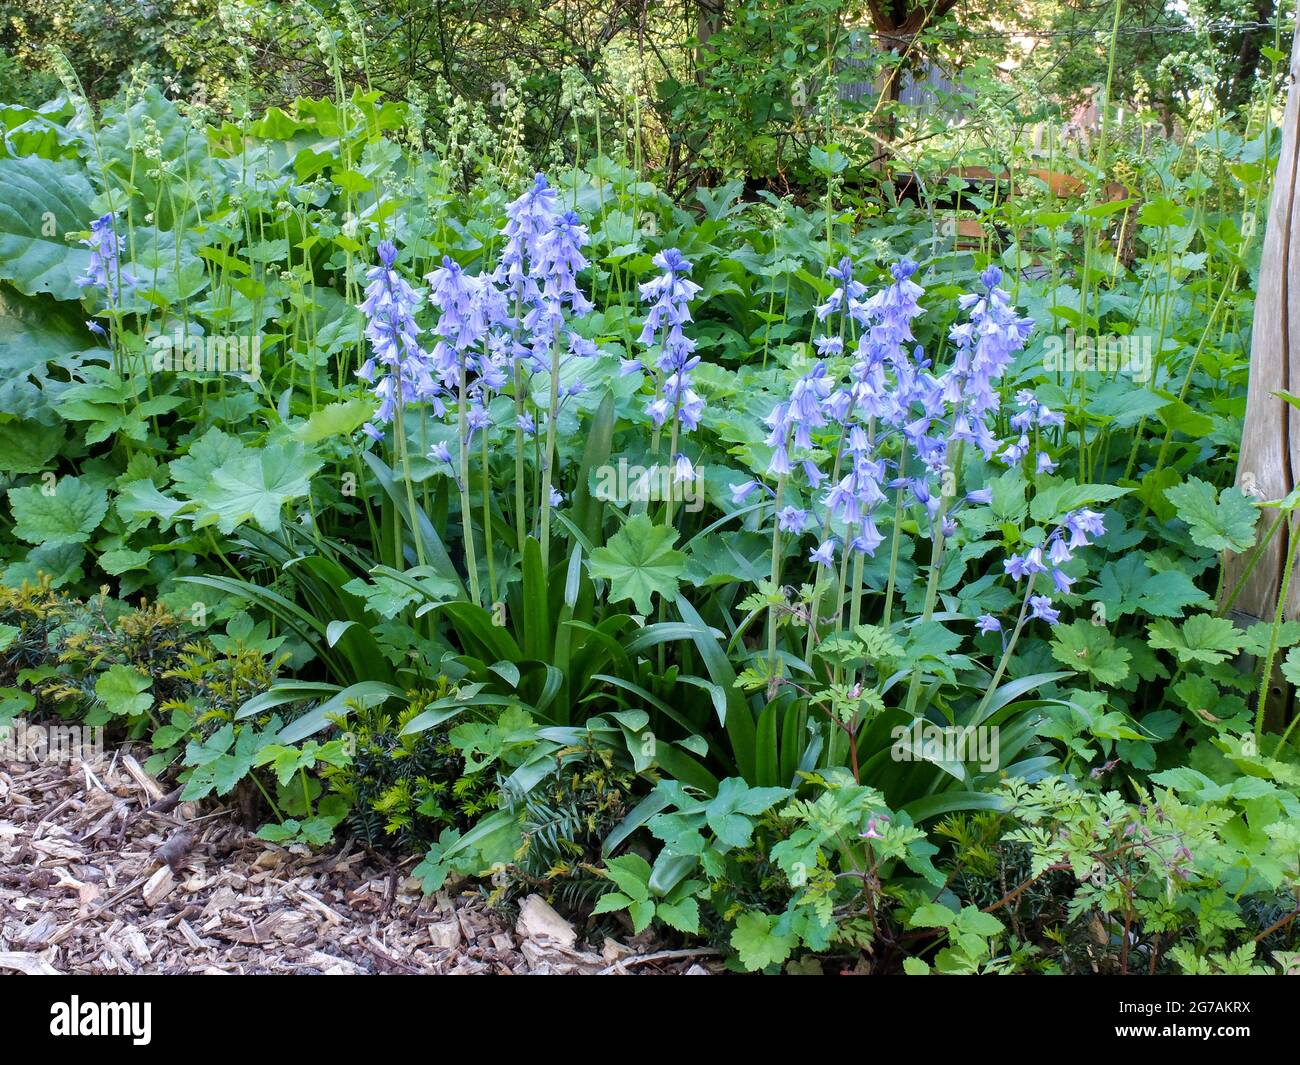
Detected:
left=639, top=249, right=700, bottom=344
left=533, top=210, right=593, bottom=322
left=731, top=479, right=759, bottom=504
left=77, top=213, right=136, bottom=301
left=1050, top=569, right=1074, bottom=595
left=976, top=614, right=1002, bottom=633
left=1062, top=508, right=1105, bottom=549
left=358, top=240, right=429, bottom=439
left=1011, top=389, right=1065, bottom=431
left=765, top=361, right=833, bottom=486
left=851, top=514, right=884, bottom=555
left=427, top=256, right=491, bottom=382
left=672, top=453, right=696, bottom=484
left=765, top=402, right=794, bottom=476
left=823, top=455, right=887, bottom=532
left=1004, top=554, right=1031, bottom=581
left=1029, top=595, right=1060, bottom=625
left=1047, top=536, right=1073, bottom=566
left=849, top=260, right=927, bottom=427
left=816, top=257, right=869, bottom=324
left=639, top=249, right=705, bottom=438
left=810, top=540, right=836, bottom=567
left=496, top=173, right=559, bottom=304
left=778, top=506, right=809, bottom=533
left=999, top=434, right=1031, bottom=465
left=941, top=266, right=1034, bottom=457
left=860, top=259, right=924, bottom=359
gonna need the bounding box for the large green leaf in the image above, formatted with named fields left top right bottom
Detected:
left=1165, top=477, right=1259, bottom=554
left=170, top=428, right=249, bottom=496
left=1147, top=615, right=1245, bottom=665
left=98, top=88, right=220, bottom=230
left=0, top=286, right=94, bottom=424
left=95, top=664, right=154, bottom=718
left=587, top=514, right=686, bottom=615
left=1049, top=620, right=1132, bottom=685
left=190, top=441, right=322, bottom=533
left=58, top=365, right=182, bottom=444
left=7, top=476, right=108, bottom=545
left=0, top=156, right=96, bottom=299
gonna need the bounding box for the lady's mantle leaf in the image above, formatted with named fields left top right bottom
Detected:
left=191, top=442, right=323, bottom=533
left=7, top=476, right=108, bottom=545
left=587, top=514, right=687, bottom=614
left=95, top=664, right=154, bottom=718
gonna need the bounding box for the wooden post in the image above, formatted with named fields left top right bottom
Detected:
left=1222, top=12, right=1300, bottom=730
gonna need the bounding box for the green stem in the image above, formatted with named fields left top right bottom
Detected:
left=458, top=363, right=482, bottom=605
left=539, top=322, right=563, bottom=568
left=1255, top=516, right=1299, bottom=742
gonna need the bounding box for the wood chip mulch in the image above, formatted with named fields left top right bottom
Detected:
left=0, top=748, right=717, bottom=975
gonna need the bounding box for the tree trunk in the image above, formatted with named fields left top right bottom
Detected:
left=1222, top=9, right=1300, bottom=731
left=694, top=0, right=725, bottom=86
left=1224, top=0, right=1276, bottom=113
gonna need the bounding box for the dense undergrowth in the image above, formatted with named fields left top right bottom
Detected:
left=3, top=33, right=1300, bottom=974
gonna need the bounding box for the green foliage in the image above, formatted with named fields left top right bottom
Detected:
left=1165, top=477, right=1260, bottom=553
left=0, top=10, right=1294, bottom=978
left=587, top=514, right=687, bottom=615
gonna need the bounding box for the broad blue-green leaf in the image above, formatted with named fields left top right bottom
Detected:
left=1029, top=480, right=1131, bottom=523
left=0, top=156, right=95, bottom=299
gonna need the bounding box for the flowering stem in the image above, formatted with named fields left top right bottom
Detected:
left=513, top=362, right=528, bottom=556
left=1255, top=514, right=1299, bottom=743
left=510, top=286, right=528, bottom=556
left=974, top=574, right=1037, bottom=721
left=766, top=469, right=789, bottom=689
left=881, top=452, right=908, bottom=627
left=665, top=415, right=681, bottom=530
left=657, top=414, right=683, bottom=673
left=481, top=430, right=497, bottom=603
left=392, top=401, right=428, bottom=570
left=828, top=526, right=854, bottom=674
left=457, top=365, right=482, bottom=606
left=539, top=322, right=562, bottom=568
left=903, top=443, right=966, bottom=714
left=849, top=546, right=866, bottom=634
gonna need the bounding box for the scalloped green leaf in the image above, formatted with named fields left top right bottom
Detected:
left=7, top=476, right=108, bottom=545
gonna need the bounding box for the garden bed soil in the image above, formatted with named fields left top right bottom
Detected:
left=0, top=749, right=715, bottom=976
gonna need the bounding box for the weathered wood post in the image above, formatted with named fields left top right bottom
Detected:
left=1222, top=12, right=1300, bottom=730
